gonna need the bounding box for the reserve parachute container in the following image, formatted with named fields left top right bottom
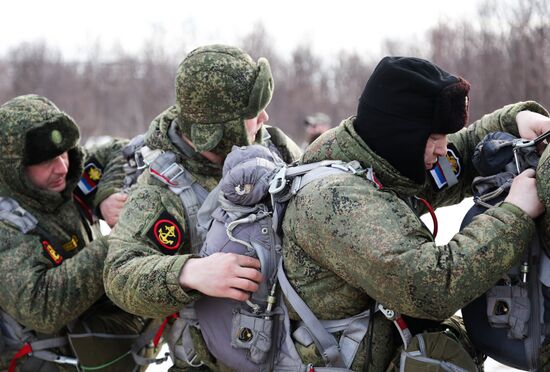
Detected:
left=461, top=131, right=550, bottom=371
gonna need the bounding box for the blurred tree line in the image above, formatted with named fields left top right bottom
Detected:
left=0, top=0, right=547, bottom=143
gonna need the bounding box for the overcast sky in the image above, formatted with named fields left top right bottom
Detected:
left=0, top=0, right=482, bottom=60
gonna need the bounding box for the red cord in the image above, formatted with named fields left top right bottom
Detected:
left=153, top=313, right=179, bottom=348
left=415, top=196, right=438, bottom=239
left=9, top=343, right=32, bottom=372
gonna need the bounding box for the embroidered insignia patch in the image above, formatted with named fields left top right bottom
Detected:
left=445, top=147, right=461, bottom=176
left=62, top=235, right=79, bottom=252
left=42, top=240, right=63, bottom=265
left=429, top=145, right=461, bottom=190
left=77, top=162, right=102, bottom=195
left=146, top=211, right=183, bottom=254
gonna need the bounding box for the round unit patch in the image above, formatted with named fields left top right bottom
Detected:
left=153, top=219, right=182, bottom=250
left=50, top=129, right=63, bottom=145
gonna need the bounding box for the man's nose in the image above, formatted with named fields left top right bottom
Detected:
left=52, top=156, right=69, bottom=174
left=435, top=144, right=447, bottom=156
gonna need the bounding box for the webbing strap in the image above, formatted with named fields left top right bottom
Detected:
left=277, top=260, right=346, bottom=368
left=149, top=151, right=209, bottom=253
left=29, top=336, right=69, bottom=351
left=0, top=197, right=38, bottom=233
left=171, top=184, right=205, bottom=253
left=270, top=162, right=364, bottom=230
left=130, top=327, right=170, bottom=366
left=293, top=310, right=371, bottom=368
left=437, top=155, right=458, bottom=188
left=399, top=334, right=469, bottom=372
left=378, top=305, right=413, bottom=348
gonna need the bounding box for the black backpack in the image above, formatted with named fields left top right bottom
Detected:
left=461, top=131, right=550, bottom=371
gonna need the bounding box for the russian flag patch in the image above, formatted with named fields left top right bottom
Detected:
left=78, top=162, right=102, bottom=195
left=429, top=163, right=447, bottom=189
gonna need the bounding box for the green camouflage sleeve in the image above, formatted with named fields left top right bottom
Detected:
left=288, top=173, right=535, bottom=320
left=537, top=145, right=550, bottom=244
left=83, top=137, right=129, bottom=208
left=424, top=101, right=549, bottom=209
left=0, top=226, right=108, bottom=333
left=104, top=180, right=200, bottom=318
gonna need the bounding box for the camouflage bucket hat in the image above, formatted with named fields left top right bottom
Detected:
left=175, top=44, right=274, bottom=152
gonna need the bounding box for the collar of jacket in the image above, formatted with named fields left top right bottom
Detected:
left=302, top=116, right=426, bottom=197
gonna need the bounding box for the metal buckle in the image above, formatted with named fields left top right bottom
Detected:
left=186, top=352, right=204, bottom=368
left=269, top=167, right=287, bottom=194
left=162, top=163, right=185, bottom=183
left=377, top=304, right=396, bottom=320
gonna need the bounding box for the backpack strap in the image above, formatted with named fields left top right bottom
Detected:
left=166, top=307, right=204, bottom=367
left=269, top=160, right=367, bottom=230
left=1, top=310, right=77, bottom=371
left=0, top=197, right=38, bottom=234
left=149, top=151, right=209, bottom=253
left=277, top=260, right=346, bottom=368
left=292, top=310, right=371, bottom=369
left=398, top=334, right=470, bottom=372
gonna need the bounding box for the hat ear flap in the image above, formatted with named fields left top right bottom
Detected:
left=244, top=58, right=273, bottom=119
left=190, top=123, right=224, bottom=152
left=433, top=77, right=471, bottom=134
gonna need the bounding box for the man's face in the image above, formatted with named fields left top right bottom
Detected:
left=244, top=110, right=269, bottom=144
left=25, top=152, right=70, bottom=192
left=424, top=134, right=448, bottom=169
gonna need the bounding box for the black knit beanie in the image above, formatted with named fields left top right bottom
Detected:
left=355, top=56, right=470, bottom=184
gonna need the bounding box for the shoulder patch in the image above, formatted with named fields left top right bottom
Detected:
left=77, top=161, right=103, bottom=195
left=42, top=240, right=63, bottom=266
left=146, top=211, right=184, bottom=254
left=429, top=144, right=462, bottom=190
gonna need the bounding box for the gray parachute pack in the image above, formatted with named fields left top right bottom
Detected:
left=461, top=131, right=550, bottom=371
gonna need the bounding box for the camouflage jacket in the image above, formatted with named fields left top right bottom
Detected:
left=104, top=105, right=301, bottom=318
left=0, top=139, right=127, bottom=336
left=282, top=101, right=547, bottom=370
left=537, top=141, right=550, bottom=245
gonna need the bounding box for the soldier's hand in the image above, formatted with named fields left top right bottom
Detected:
left=517, top=110, right=550, bottom=153
left=99, top=192, right=128, bottom=228
left=505, top=168, right=544, bottom=219
left=178, top=253, right=263, bottom=301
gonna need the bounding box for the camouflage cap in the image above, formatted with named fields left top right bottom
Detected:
left=175, top=44, right=274, bottom=152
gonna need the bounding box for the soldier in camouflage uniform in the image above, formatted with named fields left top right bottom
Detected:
left=103, top=44, right=301, bottom=370
left=535, top=115, right=550, bottom=371
left=281, top=57, right=550, bottom=371
left=0, top=94, right=152, bottom=371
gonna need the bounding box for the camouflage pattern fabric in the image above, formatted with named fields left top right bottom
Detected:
left=104, top=106, right=300, bottom=318
left=282, top=101, right=547, bottom=370
left=538, top=343, right=550, bottom=372
left=536, top=117, right=550, bottom=371
left=0, top=95, right=131, bottom=369
left=175, top=44, right=274, bottom=156
left=537, top=143, right=550, bottom=247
